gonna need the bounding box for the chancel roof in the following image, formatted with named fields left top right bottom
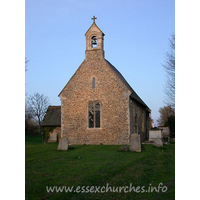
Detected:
left=105, top=59, right=150, bottom=111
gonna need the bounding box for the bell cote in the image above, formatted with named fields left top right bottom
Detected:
left=85, top=16, right=105, bottom=59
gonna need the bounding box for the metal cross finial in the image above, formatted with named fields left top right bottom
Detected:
left=91, top=16, right=97, bottom=23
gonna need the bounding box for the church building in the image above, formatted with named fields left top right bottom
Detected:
left=57, top=16, right=151, bottom=145
left=42, top=17, right=151, bottom=144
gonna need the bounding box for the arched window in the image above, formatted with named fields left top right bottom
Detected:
left=88, top=102, right=101, bottom=128
left=142, top=110, right=145, bottom=132
left=91, top=36, right=97, bottom=48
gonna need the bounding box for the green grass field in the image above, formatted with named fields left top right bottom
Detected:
left=25, top=136, right=175, bottom=200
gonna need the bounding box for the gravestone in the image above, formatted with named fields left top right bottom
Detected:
left=154, top=138, right=163, bottom=147
left=57, top=136, right=69, bottom=151
left=149, top=129, right=162, bottom=141
left=129, top=134, right=141, bottom=152
left=158, top=126, right=170, bottom=139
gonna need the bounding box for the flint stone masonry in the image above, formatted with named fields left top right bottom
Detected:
left=57, top=136, right=69, bottom=151
left=59, top=56, right=130, bottom=145
left=129, top=134, right=141, bottom=152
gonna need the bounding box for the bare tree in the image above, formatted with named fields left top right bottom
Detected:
left=163, top=34, right=175, bottom=110
left=27, top=93, right=50, bottom=132
left=157, top=105, right=175, bottom=126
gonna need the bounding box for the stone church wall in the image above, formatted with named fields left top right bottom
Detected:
left=60, top=54, right=131, bottom=145
left=129, top=99, right=148, bottom=142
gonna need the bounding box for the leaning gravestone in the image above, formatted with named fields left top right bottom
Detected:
left=154, top=138, right=163, bottom=147
left=129, top=134, right=141, bottom=152
left=57, top=136, right=69, bottom=151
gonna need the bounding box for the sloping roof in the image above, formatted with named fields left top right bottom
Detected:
left=105, top=59, right=150, bottom=110
left=42, top=106, right=61, bottom=126
left=85, top=22, right=105, bottom=36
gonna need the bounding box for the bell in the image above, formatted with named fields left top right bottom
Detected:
left=92, top=39, right=97, bottom=45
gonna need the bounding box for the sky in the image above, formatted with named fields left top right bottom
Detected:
left=25, top=0, right=175, bottom=124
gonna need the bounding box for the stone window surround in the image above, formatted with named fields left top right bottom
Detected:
left=91, top=35, right=97, bottom=48
left=90, top=34, right=98, bottom=48
left=87, top=100, right=102, bottom=129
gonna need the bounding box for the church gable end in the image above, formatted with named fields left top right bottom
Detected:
left=59, top=16, right=150, bottom=145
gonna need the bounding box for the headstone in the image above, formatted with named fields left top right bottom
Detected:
left=129, top=134, right=141, bottom=152
left=154, top=138, right=163, bottom=147
left=57, top=136, right=69, bottom=151
left=158, top=126, right=170, bottom=138
left=149, top=129, right=162, bottom=141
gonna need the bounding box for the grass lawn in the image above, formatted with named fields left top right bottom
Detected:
left=25, top=136, right=175, bottom=200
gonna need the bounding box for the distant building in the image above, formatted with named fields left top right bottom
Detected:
left=42, top=106, right=61, bottom=142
